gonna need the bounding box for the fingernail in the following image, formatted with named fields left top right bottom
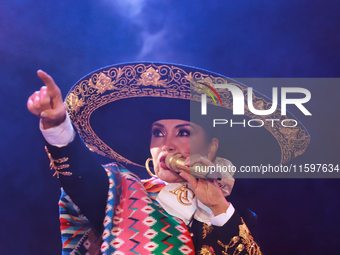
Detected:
left=40, top=112, right=47, bottom=117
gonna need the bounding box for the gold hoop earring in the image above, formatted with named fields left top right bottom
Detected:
left=145, top=158, right=157, bottom=178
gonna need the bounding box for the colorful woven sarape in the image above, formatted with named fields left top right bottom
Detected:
left=59, top=163, right=195, bottom=254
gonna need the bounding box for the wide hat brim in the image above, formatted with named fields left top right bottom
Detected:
left=65, top=62, right=310, bottom=170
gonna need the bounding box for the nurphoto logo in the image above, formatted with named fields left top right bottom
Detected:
left=198, top=82, right=312, bottom=128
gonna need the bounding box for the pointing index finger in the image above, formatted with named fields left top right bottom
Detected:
left=37, top=70, right=58, bottom=92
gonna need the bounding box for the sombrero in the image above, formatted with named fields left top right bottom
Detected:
left=65, top=62, right=310, bottom=177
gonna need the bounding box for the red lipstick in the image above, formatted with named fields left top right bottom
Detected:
left=159, top=155, right=169, bottom=170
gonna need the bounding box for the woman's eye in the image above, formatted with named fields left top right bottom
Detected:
left=152, top=129, right=164, bottom=137
left=177, top=129, right=190, bottom=137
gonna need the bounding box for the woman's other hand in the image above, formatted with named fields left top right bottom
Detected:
left=179, top=155, right=230, bottom=216
left=27, top=70, right=66, bottom=129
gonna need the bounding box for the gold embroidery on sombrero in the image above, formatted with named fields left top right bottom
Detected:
left=67, top=93, right=85, bottom=113
left=65, top=63, right=310, bottom=166
left=65, top=64, right=191, bottom=166
left=89, top=72, right=119, bottom=94
left=137, top=67, right=167, bottom=86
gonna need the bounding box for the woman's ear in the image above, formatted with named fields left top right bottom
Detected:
left=207, top=138, right=219, bottom=161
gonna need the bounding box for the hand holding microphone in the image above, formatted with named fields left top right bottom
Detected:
left=167, top=153, right=233, bottom=215
left=165, top=153, right=212, bottom=179
left=165, top=153, right=235, bottom=196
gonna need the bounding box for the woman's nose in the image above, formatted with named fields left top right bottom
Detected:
left=162, top=137, right=176, bottom=152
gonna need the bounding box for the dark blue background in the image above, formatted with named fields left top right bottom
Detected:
left=1, top=0, right=339, bottom=254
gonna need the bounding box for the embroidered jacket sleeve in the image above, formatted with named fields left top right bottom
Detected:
left=45, top=131, right=109, bottom=233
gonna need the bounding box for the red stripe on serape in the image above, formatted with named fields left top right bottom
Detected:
left=159, top=216, right=174, bottom=254
left=161, top=235, right=175, bottom=255
left=59, top=203, right=89, bottom=248
left=115, top=171, right=122, bottom=193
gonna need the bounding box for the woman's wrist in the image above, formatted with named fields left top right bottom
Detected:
left=209, top=199, right=230, bottom=216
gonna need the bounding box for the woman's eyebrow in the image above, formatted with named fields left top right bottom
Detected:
left=175, top=124, right=196, bottom=130
left=152, top=123, right=164, bottom=128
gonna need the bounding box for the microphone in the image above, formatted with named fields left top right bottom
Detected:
left=165, top=153, right=208, bottom=178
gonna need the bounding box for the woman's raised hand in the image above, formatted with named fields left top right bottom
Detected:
left=27, top=70, right=66, bottom=129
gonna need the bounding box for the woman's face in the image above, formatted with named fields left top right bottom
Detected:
left=150, top=119, right=216, bottom=183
